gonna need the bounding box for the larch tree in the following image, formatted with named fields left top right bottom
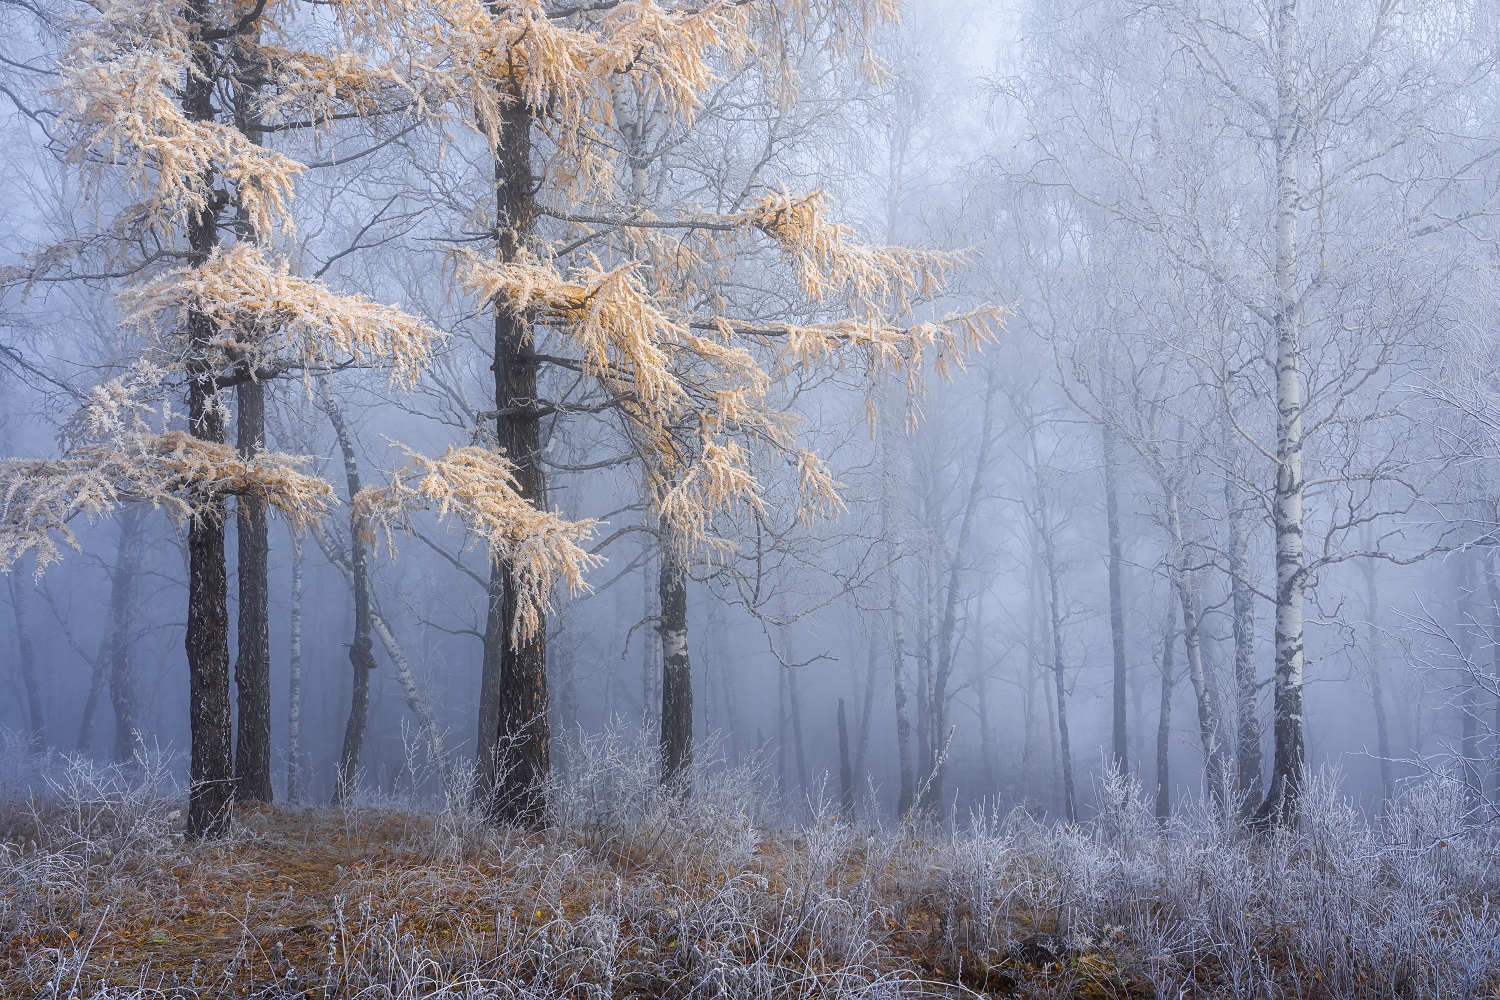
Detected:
left=0, top=0, right=455, bottom=836
left=351, top=0, right=1001, bottom=819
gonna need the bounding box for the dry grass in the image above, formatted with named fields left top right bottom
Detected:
left=3, top=733, right=1500, bottom=998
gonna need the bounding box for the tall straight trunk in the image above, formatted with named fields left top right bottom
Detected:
left=881, top=411, right=915, bottom=815
left=923, top=373, right=997, bottom=811
left=235, top=379, right=272, bottom=802
left=182, top=0, right=232, bottom=837
left=1263, top=0, right=1308, bottom=827
left=108, top=510, right=142, bottom=762
left=1156, top=594, right=1178, bottom=823
left=230, top=24, right=272, bottom=805
left=1103, top=419, right=1128, bottom=774
left=325, top=391, right=376, bottom=804
left=658, top=530, right=693, bottom=791
left=287, top=535, right=305, bottom=803
left=1166, top=490, right=1228, bottom=807
left=9, top=568, right=44, bottom=745
left=1226, top=461, right=1262, bottom=814
left=478, top=84, right=550, bottom=825
left=837, top=698, right=854, bottom=820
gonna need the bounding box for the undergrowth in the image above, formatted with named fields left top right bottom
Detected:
left=2, top=727, right=1497, bottom=999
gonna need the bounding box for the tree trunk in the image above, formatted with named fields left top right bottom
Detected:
left=325, top=390, right=376, bottom=804
left=658, top=530, right=693, bottom=791
left=287, top=534, right=305, bottom=803
left=1156, top=592, right=1178, bottom=823
left=641, top=540, right=659, bottom=735
left=308, top=520, right=450, bottom=789
left=1262, top=0, right=1308, bottom=827
left=1363, top=559, right=1394, bottom=805
left=923, top=372, right=997, bottom=811
left=181, top=0, right=232, bottom=841
left=9, top=568, right=44, bottom=746
left=837, top=698, right=854, bottom=820
left=1166, top=490, right=1229, bottom=808
left=1103, top=419, right=1128, bottom=775
left=235, top=378, right=272, bottom=802
left=776, top=664, right=790, bottom=808
left=916, top=548, right=932, bottom=778
left=881, top=411, right=915, bottom=815
left=478, top=83, right=549, bottom=826
left=1226, top=459, right=1262, bottom=815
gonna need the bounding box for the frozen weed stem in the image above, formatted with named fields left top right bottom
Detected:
left=2, top=735, right=1499, bottom=998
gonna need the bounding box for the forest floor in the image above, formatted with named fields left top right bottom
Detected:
left=3, top=747, right=1499, bottom=998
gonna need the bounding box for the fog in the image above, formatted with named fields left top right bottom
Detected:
left=4, top=0, right=1500, bottom=831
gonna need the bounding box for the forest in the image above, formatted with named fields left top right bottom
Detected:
left=5, top=0, right=1500, bottom=996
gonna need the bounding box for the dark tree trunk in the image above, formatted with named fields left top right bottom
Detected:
left=9, top=569, right=45, bottom=746
left=182, top=0, right=232, bottom=842
left=658, top=533, right=693, bottom=791
left=325, top=391, right=377, bottom=804
left=1103, top=419, right=1128, bottom=774
left=1037, top=481, right=1076, bottom=823
left=478, top=86, right=550, bottom=825
left=1156, top=593, right=1178, bottom=824
left=108, top=510, right=142, bottom=762
left=235, top=379, right=272, bottom=802
left=287, top=536, right=304, bottom=803
left=1364, top=559, right=1394, bottom=804
left=837, top=698, right=854, bottom=820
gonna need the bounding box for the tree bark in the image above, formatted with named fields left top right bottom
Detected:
left=182, top=0, right=232, bottom=837
left=923, top=372, right=997, bottom=811
left=9, top=568, right=44, bottom=746
left=881, top=410, right=915, bottom=815
left=1156, top=591, right=1178, bottom=823
left=658, top=530, right=693, bottom=792
left=477, top=82, right=550, bottom=826
left=324, top=390, right=376, bottom=804
left=837, top=698, right=854, bottom=820
left=235, top=378, right=272, bottom=802
left=1261, top=0, right=1308, bottom=827
left=1362, top=558, right=1394, bottom=805
left=1104, top=419, right=1128, bottom=775
left=787, top=661, right=810, bottom=797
